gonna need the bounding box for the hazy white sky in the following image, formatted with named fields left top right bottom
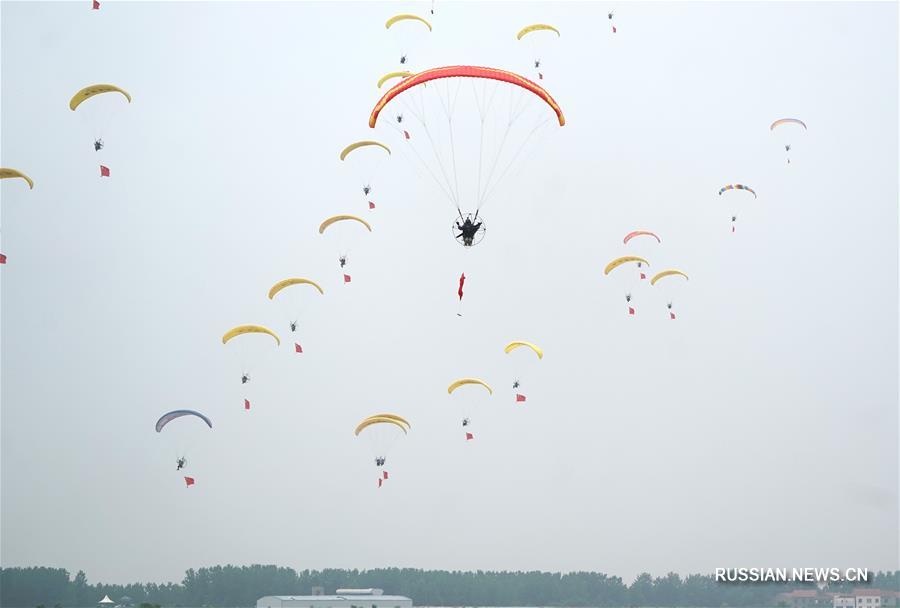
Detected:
left=2, top=0, right=898, bottom=586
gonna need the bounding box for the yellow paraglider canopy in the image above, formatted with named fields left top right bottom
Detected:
left=377, top=71, right=413, bottom=89
left=339, top=141, right=391, bottom=161
left=447, top=378, right=493, bottom=395
left=69, top=84, right=132, bottom=111
left=368, top=413, right=411, bottom=430
left=355, top=415, right=410, bottom=436
left=318, top=215, right=372, bottom=234
left=385, top=14, right=433, bottom=31
left=604, top=256, right=650, bottom=275
left=650, top=270, right=689, bottom=286
left=504, top=341, right=544, bottom=359
left=0, top=168, right=34, bottom=189
left=268, top=278, right=324, bottom=300
left=222, top=325, right=281, bottom=346
left=516, top=24, right=560, bottom=40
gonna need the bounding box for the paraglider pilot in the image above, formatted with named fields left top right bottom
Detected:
left=455, top=215, right=483, bottom=247
left=241, top=373, right=250, bottom=384
left=94, top=139, right=104, bottom=151
left=176, top=457, right=186, bottom=470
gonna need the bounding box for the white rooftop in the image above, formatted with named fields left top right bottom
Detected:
left=258, top=589, right=412, bottom=608
left=260, top=597, right=409, bottom=602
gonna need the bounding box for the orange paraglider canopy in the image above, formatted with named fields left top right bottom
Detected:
left=370, top=65, right=565, bottom=128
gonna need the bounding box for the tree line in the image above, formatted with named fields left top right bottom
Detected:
left=1, top=566, right=897, bottom=607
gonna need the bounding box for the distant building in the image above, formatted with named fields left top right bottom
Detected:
left=258, top=589, right=412, bottom=608
left=831, top=589, right=899, bottom=608
left=834, top=596, right=856, bottom=608
left=854, top=589, right=883, bottom=608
